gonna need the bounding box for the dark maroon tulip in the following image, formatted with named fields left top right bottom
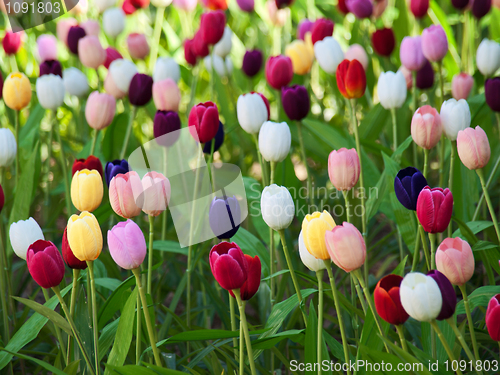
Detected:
left=67, top=26, right=86, bottom=55
left=72, top=155, right=103, bottom=177
left=472, top=0, right=491, bottom=19
left=0, top=184, right=4, bottom=214
left=193, top=31, right=210, bottom=58
left=410, top=0, right=429, bottom=18
left=154, top=110, right=182, bottom=147
left=209, top=242, right=248, bottom=291
left=297, top=19, right=314, bottom=40
left=311, top=18, right=334, bottom=45
left=104, top=48, right=122, bottom=69
left=416, top=60, right=434, bottom=90
left=203, top=121, right=224, bottom=154
left=275, top=0, right=294, bottom=8
left=427, top=270, right=456, bottom=320
left=200, top=11, right=226, bottom=45
left=27, top=240, right=66, bottom=289
left=188, top=102, right=220, bottom=143
left=371, top=28, right=395, bottom=57
left=282, top=85, right=310, bottom=121
left=129, top=73, right=153, bottom=107
left=229, top=254, right=261, bottom=300
left=485, top=78, right=500, bottom=112
left=451, top=0, right=469, bottom=9
left=338, top=0, right=350, bottom=14
left=416, top=186, right=453, bottom=233
left=242, top=49, right=263, bottom=77
left=184, top=38, right=198, bottom=66
left=39, top=60, right=63, bottom=78
left=62, top=227, right=87, bottom=270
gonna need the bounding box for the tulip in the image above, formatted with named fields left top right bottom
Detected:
left=213, top=26, right=232, bottom=58
left=154, top=111, right=182, bottom=147
left=67, top=211, right=103, bottom=261
left=485, top=78, right=500, bottom=112
left=0, top=185, right=4, bottom=214
left=298, top=231, right=326, bottom=272
left=371, top=28, right=395, bottom=57
left=39, top=60, right=63, bottom=78
left=260, top=184, right=295, bottom=231
left=105, top=159, right=129, bottom=186
left=325, top=222, right=365, bottom=272
left=338, top=0, right=349, bottom=13
left=140, top=172, right=171, bottom=217
left=209, top=195, right=241, bottom=239
left=129, top=73, right=153, bottom=107
left=209, top=242, right=248, bottom=291
left=3, top=72, right=32, bottom=110
left=67, top=26, right=86, bottom=55
left=2, top=31, right=22, bottom=55
left=416, top=60, right=435, bottom=89
left=377, top=70, right=407, bottom=109
left=416, top=186, right=453, bottom=233
left=237, top=93, right=268, bottom=134
left=104, top=48, right=122, bottom=69
left=193, top=31, right=210, bottom=58
left=346, top=0, right=373, bottom=18
left=311, top=18, right=334, bottom=45
left=257, top=93, right=271, bottom=120
left=372, top=0, right=388, bottom=17
left=400, top=272, right=442, bottom=322
left=26, top=240, right=65, bottom=289
left=229, top=255, right=261, bottom=300
left=394, top=167, right=428, bottom=211
left=451, top=0, right=469, bottom=9
left=188, top=102, right=220, bottom=143
left=328, top=148, right=360, bottom=191
left=103, top=8, right=126, bottom=38
left=109, top=171, right=143, bottom=218
left=411, top=105, right=442, bottom=150
left=0, top=129, right=17, bottom=167
left=85, top=92, right=116, bottom=130
left=200, top=11, right=226, bottom=45
left=107, top=59, right=138, bottom=95
left=336, top=59, right=366, bottom=99
left=486, top=294, right=500, bottom=341
left=297, top=19, right=314, bottom=40
left=421, top=25, right=448, bottom=62
left=203, top=121, right=225, bottom=154
left=265, top=55, right=294, bottom=90
left=153, top=79, right=181, bottom=112
left=267, top=0, right=288, bottom=27
left=258, top=121, right=291, bottom=163
left=282, top=85, right=310, bottom=121
left=72, top=155, right=103, bottom=177
left=204, top=54, right=233, bottom=77
left=400, top=36, right=426, bottom=71
left=63, top=68, right=89, bottom=97
left=451, top=73, right=474, bottom=100
left=122, top=0, right=136, bottom=14
left=153, top=57, right=181, bottom=83
left=96, top=0, right=116, bottom=13
left=440, top=98, right=471, bottom=141
left=436, top=237, right=474, bottom=286
left=236, top=0, right=254, bottom=11
left=472, top=0, right=491, bottom=19
left=37, top=34, right=58, bottom=62
left=374, top=274, right=409, bottom=325
left=302, top=211, right=336, bottom=260
left=78, top=36, right=106, bottom=69
left=314, top=37, right=344, bottom=74
left=108, top=220, right=147, bottom=269
left=184, top=38, right=198, bottom=66
left=344, top=44, right=369, bottom=70
left=127, top=33, right=150, bottom=60
left=275, top=0, right=293, bottom=8
left=57, top=18, right=78, bottom=45
left=36, top=74, right=65, bottom=110
left=62, top=227, right=87, bottom=269
left=457, top=126, right=490, bottom=170
left=242, top=49, right=263, bottom=77
left=410, top=0, right=429, bottom=18
left=173, top=0, right=197, bottom=10
left=285, top=40, right=314, bottom=75
left=426, top=270, right=456, bottom=320
left=9, top=217, right=44, bottom=260
left=81, top=20, right=100, bottom=36
left=476, top=39, right=500, bottom=77
left=201, top=0, right=228, bottom=9
left=71, top=169, right=104, bottom=212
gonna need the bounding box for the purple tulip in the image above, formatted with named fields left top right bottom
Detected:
left=154, top=110, right=182, bottom=147
left=451, top=0, right=469, bottom=9
left=427, top=270, right=457, bottom=320
left=203, top=121, right=224, bottom=154
left=39, top=60, right=63, bottom=78
left=394, top=167, right=428, bottom=211
left=422, top=25, right=448, bottom=62
left=282, top=85, right=310, bottom=121
left=472, top=0, right=491, bottom=19
left=416, top=60, right=435, bottom=90
left=242, top=49, right=263, bottom=78
left=209, top=195, right=241, bottom=239
left=485, top=78, right=500, bottom=112
left=297, top=19, right=314, bottom=40
left=129, top=73, right=153, bottom=107
left=67, top=26, right=86, bottom=55
left=105, top=159, right=130, bottom=187
left=400, top=36, right=426, bottom=71
left=346, top=0, right=373, bottom=18
left=236, top=0, right=254, bottom=12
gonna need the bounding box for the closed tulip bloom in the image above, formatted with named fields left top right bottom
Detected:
left=0, top=129, right=17, bottom=167
left=242, top=50, right=263, bottom=77
left=173, top=0, right=197, bottom=10
left=37, top=34, right=58, bottom=62
left=63, top=68, right=89, bottom=97
left=476, top=39, right=500, bottom=77
left=328, top=148, right=360, bottom=191
left=85, top=92, right=116, bottom=130
left=457, top=126, right=490, bottom=170
left=200, top=11, right=226, bottom=45
left=209, top=195, right=241, bottom=239
left=440, top=98, right=471, bottom=141
left=297, top=19, right=314, bottom=40
left=67, top=211, right=103, bottom=261
left=62, top=227, right=88, bottom=269
left=78, top=36, right=106, bottom=69
left=39, top=60, right=63, bottom=78
left=426, top=270, right=456, bottom=320
left=345, top=44, right=369, bottom=70
left=411, top=105, right=442, bottom=150
left=485, top=78, right=500, bottom=112
left=71, top=169, right=104, bottom=212
left=26, top=240, right=65, bottom=289
left=2, top=31, right=22, bottom=55
left=204, top=54, right=233, bottom=77
left=154, top=111, right=182, bottom=147
left=81, top=20, right=100, bottom=36
left=400, top=272, right=442, bottom=321
left=338, top=0, right=349, bottom=13
left=302, top=211, right=336, bottom=260
left=336, top=59, right=366, bottom=99
left=108, top=59, right=138, bottom=95
left=421, top=25, right=448, bottom=62
left=109, top=172, right=143, bottom=218
left=325, top=222, right=366, bottom=272
left=265, top=55, right=294, bottom=90
left=416, top=60, right=435, bottom=89
left=153, top=79, right=181, bottom=112
left=452, top=73, right=474, bottom=100
left=436, top=237, right=474, bottom=286
left=153, top=57, right=181, bottom=83
left=229, top=255, right=261, bottom=300
left=209, top=242, right=248, bottom=291
left=394, top=167, right=428, bottom=211
left=400, top=36, right=426, bottom=71
left=237, top=93, right=268, bottom=134
left=314, top=37, right=344, bottom=74
left=236, top=0, right=254, bottom=11
left=258, top=121, right=291, bottom=163
left=285, top=40, right=314, bottom=75
left=103, top=48, right=122, bottom=70
left=73, top=155, right=103, bottom=177
left=486, top=294, right=500, bottom=341
left=213, top=26, right=232, bottom=58
left=140, top=172, right=171, bottom=217
left=472, top=0, right=491, bottom=19
left=3, top=72, right=32, bottom=110
left=0, top=185, right=4, bottom=214
left=203, top=121, right=225, bottom=153
left=127, top=33, right=150, bottom=60
left=184, top=39, right=198, bottom=66
left=298, top=231, right=326, bottom=272
left=261, top=184, right=295, bottom=231
left=374, top=274, right=409, bottom=325
left=311, top=18, right=334, bottom=45
left=36, top=74, right=65, bottom=110
left=105, top=159, right=129, bottom=186
left=57, top=18, right=78, bottom=45
left=282, top=85, right=310, bottom=121
left=373, top=0, right=388, bottom=17
left=378, top=71, right=407, bottom=109
left=193, top=31, right=210, bottom=58
left=103, top=8, right=126, bottom=38
left=410, top=0, right=429, bottom=18
left=67, top=26, right=86, bottom=55
left=129, top=73, right=154, bottom=107
left=371, top=28, right=395, bottom=57
left=9, top=218, right=44, bottom=260
left=416, top=187, right=453, bottom=233
left=108, top=220, right=147, bottom=269
left=451, top=0, right=469, bottom=9
left=346, top=0, right=373, bottom=17
left=188, top=102, right=220, bottom=143
left=400, top=67, right=413, bottom=89
left=267, top=0, right=288, bottom=27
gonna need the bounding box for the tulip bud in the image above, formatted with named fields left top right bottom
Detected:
left=153, top=79, right=181, bottom=112
left=411, top=105, right=442, bottom=150
left=417, top=187, right=453, bottom=233
left=298, top=231, right=326, bottom=272
left=173, top=0, right=197, bottom=10
left=3, top=72, right=31, bottom=111
left=67, top=26, right=86, bottom=55
left=127, top=33, right=150, bottom=60
left=285, top=40, right=314, bottom=75
left=81, top=20, right=100, bottom=36
left=297, top=19, right=314, bottom=40
left=314, top=37, right=344, bottom=74
left=122, top=0, right=136, bottom=14
left=78, top=36, right=106, bottom=69
left=440, top=98, right=471, bottom=141
left=71, top=169, right=104, bottom=212
left=129, top=73, right=153, bottom=107
left=436, top=237, right=474, bottom=286
left=67, top=211, right=103, bottom=261
left=282, top=85, right=310, bottom=121
left=325, top=222, right=366, bottom=272
left=204, top=55, right=233, bottom=77
left=213, top=26, right=232, bottom=58
left=344, top=44, right=369, bottom=70
left=140, top=172, right=171, bottom=217
left=40, top=60, right=63, bottom=78
left=421, top=25, right=448, bottom=62
left=338, top=0, right=349, bottom=14
left=209, top=242, right=248, bottom=291
left=193, top=31, right=210, bottom=58
left=267, top=0, right=289, bottom=27
left=346, top=0, right=373, bottom=18
left=426, top=270, right=456, bottom=320
left=486, top=294, right=500, bottom=341
left=103, top=8, right=126, bottom=38
left=265, top=55, right=294, bottom=90
left=457, top=126, right=490, bottom=170
left=371, top=28, right=395, bottom=57
left=394, top=167, right=428, bottom=211
left=37, top=34, right=58, bottom=62
left=236, top=0, right=254, bottom=11
left=237, top=93, right=268, bottom=134
left=336, top=59, right=366, bottom=99
left=36, top=74, right=65, bottom=110
left=258, top=121, right=291, bottom=163
left=451, top=73, right=473, bottom=100
left=400, top=272, right=442, bottom=322
left=302, top=211, right=336, bottom=260
left=374, top=274, right=409, bottom=325
left=85, top=92, right=116, bottom=130
left=2, top=31, right=22, bottom=55
left=57, top=18, right=78, bottom=45
left=107, top=59, right=138, bottom=95
left=311, top=18, right=334, bottom=45
left=476, top=39, right=500, bottom=77
left=62, top=227, right=88, bottom=269
left=188, top=102, right=220, bottom=143
left=73, top=155, right=103, bottom=177
left=154, top=110, right=182, bottom=147
left=0, top=128, right=17, bottom=168
left=451, top=0, right=469, bottom=9
left=260, top=184, right=295, bottom=231
left=328, top=148, right=360, bottom=191
left=472, top=0, right=491, bottom=19
left=63, top=68, right=89, bottom=97
left=108, top=220, right=147, bottom=269
left=105, top=159, right=129, bottom=186
left=105, top=48, right=123, bottom=69
left=200, top=11, right=226, bottom=45
left=400, top=36, right=426, bottom=71
left=485, top=78, right=500, bottom=112
left=410, top=0, right=429, bottom=18
left=0, top=185, right=4, bottom=214
left=153, top=57, right=181, bottom=83
left=228, top=254, right=261, bottom=300
left=416, top=60, right=435, bottom=90
left=209, top=195, right=241, bottom=239
left=9, top=217, right=45, bottom=260
left=184, top=38, right=198, bottom=66
left=109, top=171, right=143, bottom=218
left=242, top=49, right=263, bottom=77
left=26, top=240, right=65, bottom=288
left=377, top=70, right=407, bottom=109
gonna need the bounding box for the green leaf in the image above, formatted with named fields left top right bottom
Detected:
left=359, top=344, right=406, bottom=375
left=472, top=240, right=498, bottom=252
left=13, top=296, right=72, bottom=335
left=63, top=360, right=81, bottom=375
left=456, top=286, right=500, bottom=315
left=392, top=255, right=408, bottom=276
left=304, top=302, right=317, bottom=374
left=376, top=338, right=434, bottom=375
left=152, top=240, right=188, bottom=255
left=452, top=220, right=494, bottom=242
left=98, top=275, right=135, bottom=330
left=251, top=329, right=304, bottom=350
left=0, top=348, right=69, bottom=375
left=232, top=227, right=270, bottom=278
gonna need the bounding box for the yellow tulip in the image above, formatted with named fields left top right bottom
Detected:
left=302, top=210, right=336, bottom=260
left=285, top=39, right=314, bottom=75
left=67, top=211, right=103, bottom=261
left=2, top=72, right=32, bottom=110
left=71, top=169, right=103, bottom=212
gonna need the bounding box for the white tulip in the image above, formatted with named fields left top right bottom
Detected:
left=63, top=68, right=89, bottom=97
left=314, top=36, right=344, bottom=74
left=377, top=70, right=407, bottom=109
left=261, top=184, right=295, bottom=231
left=476, top=39, right=500, bottom=77
left=9, top=217, right=45, bottom=260
left=237, top=93, right=268, bottom=134
left=204, top=54, right=233, bottom=77
left=440, top=98, right=471, bottom=141
left=103, top=8, right=125, bottom=38
left=400, top=272, right=443, bottom=322
left=258, top=121, right=291, bottom=163
left=298, top=230, right=326, bottom=272
left=0, top=129, right=17, bottom=168
left=213, top=26, right=232, bottom=58
left=95, top=0, right=116, bottom=12
left=109, top=59, right=138, bottom=93
left=36, top=74, right=65, bottom=110
left=153, top=57, right=181, bottom=83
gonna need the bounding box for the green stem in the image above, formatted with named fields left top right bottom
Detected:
left=496, top=113, right=500, bottom=137
left=473, top=154, right=500, bottom=221
left=120, top=105, right=137, bottom=159
left=90, top=129, right=99, bottom=156
left=459, top=284, right=480, bottom=362
left=316, top=270, right=324, bottom=373
left=416, top=214, right=431, bottom=271
left=438, top=61, right=445, bottom=108
left=446, top=318, right=481, bottom=374
left=42, top=288, right=68, bottom=366
left=147, top=215, right=154, bottom=295
left=233, top=290, right=256, bottom=375
left=275, top=91, right=281, bottom=122
left=95, top=69, right=101, bottom=91
left=391, top=108, right=398, bottom=151
left=229, top=293, right=238, bottom=361
left=477, top=169, right=500, bottom=243
left=411, top=224, right=421, bottom=272
left=67, top=269, right=80, bottom=361
left=44, top=112, right=53, bottom=215
left=448, top=141, right=456, bottom=237
left=438, top=134, right=446, bottom=187
left=297, top=121, right=312, bottom=206
left=269, top=225, right=275, bottom=308
left=136, top=291, right=141, bottom=364
left=395, top=325, right=408, bottom=353
left=86, top=261, right=99, bottom=374
left=423, top=148, right=429, bottom=178
left=15, top=110, right=20, bottom=188
left=429, top=233, right=437, bottom=270
left=239, top=310, right=244, bottom=375
left=270, top=161, right=276, bottom=185
left=0, top=217, right=10, bottom=350
left=430, top=320, right=463, bottom=375
left=351, top=275, right=367, bottom=315
left=54, top=116, right=72, bottom=217
left=343, top=191, right=351, bottom=223
left=149, top=7, right=166, bottom=73
left=252, top=133, right=268, bottom=186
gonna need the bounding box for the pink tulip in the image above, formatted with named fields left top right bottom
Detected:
left=78, top=36, right=106, bottom=69
left=435, top=237, right=474, bottom=286
left=173, top=0, right=197, bottom=11
left=411, top=105, right=442, bottom=150
left=109, top=172, right=143, bottom=218
left=85, top=91, right=116, bottom=130
left=372, top=0, right=388, bottom=17
left=457, top=126, right=490, bottom=170
left=325, top=222, right=366, bottom=272
left=37, top=35, right=58, bottom=62
left=421, top=25, right=448, bottom=62
left=81, top=20, right=100, bottom=36
left=140, top=172, right=171, bottom=217
left=104, top=73, right=126, bottom=99
left=452, top=73, right=474, bottom=100
left=57, top=18, right=78, bottom=45
left=344, top=44, right=368, bottom=70
left=127, top=33, right=150, bottom=60
left=153, top=78, right=181, bottom=112
left=400, top=36, right=426, bottom=71
left=108, top=219, right=146, bottom=270
left=328, top=148, right=360, bottom=191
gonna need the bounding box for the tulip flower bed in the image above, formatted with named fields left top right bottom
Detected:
left=2, top=0, right=500, bottom=373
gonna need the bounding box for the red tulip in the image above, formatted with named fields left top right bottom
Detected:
left=486, top=294, right=500, bottom=341
left=2, top=31, right=22, bottom=55
left=200, top=11, right=226, bottom=45
left=26, top=240, right=65, bottom=289
left=336, top=59, right=366, bottom=99
left=184, top=38, right=198, bottom=66
left=62, top=227, right=87, bottom=270
left=265, top=55, right=294, bottom=90
left=229, top=254, right=261, bottom=300
left=311, top=18, right=334, bottom=45
left=416, top=187, right=453, bottom=233
left=371, top=28, right=395, bottom=57
left=188, top=102, right=220, bottom=143
left=209, top=242, right=248, bottom=291
left=193, top=31, right=210, bottom=58
left=374, top=274, right=409, bottom=325
left=338, top=0, right=350, bottom=13
left=72, top=156, right=103, bottom=177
